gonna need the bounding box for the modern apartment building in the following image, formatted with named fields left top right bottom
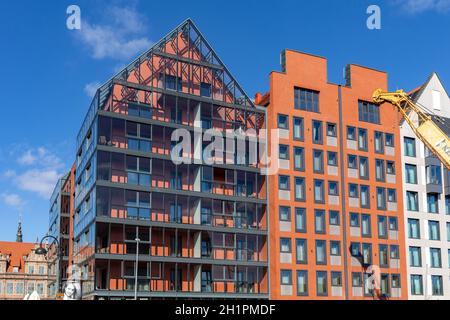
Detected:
left=256, top=50, right=408, bottom=300
left=401, top=73, right=450, bottom=299
left=72, top=19, right=268, bottom=299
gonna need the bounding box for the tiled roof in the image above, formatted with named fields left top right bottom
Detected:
left=0, top=242, right=36, bottom=273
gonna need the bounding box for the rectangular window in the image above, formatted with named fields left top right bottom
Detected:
left=347, top=126, right=356, bottom=140
left=295, top=208, right=307, bottom=233
left=404, top=137, right=416, bottom=157
left=312, top=120, right=323, bottom=144
left=429, top=221, right=440, bottom=240
left=362, top=243, right=372, bottom=265
left=328, top=181, right=339, bottom=196
left=408, top=219, right=420, bottom=239
left=280, top=238, right=292, bottom=253
left=390, top=245, right=400, bottom=259
left=314, top=180, right=325, bottom=203
left=295, top=87, right=319, bottom=112
left=315, top=210, right=326, bottom=234
left=350, top=213, right=360, bottom=227
left=411, top=275, right=423, bottom=295
left=297, top=270, right=308, bottom=296
left=426, top=165, right=442, bottom=185
left=360, top=185, right=370, bottom=208
left=296, top=239, right=308, bottom=264
left=279, top=206, right=291, bottom=222
left=358, top=128, right=368, bottom=151
left=278, top=114, right=289, bottom=129
left=331, top=272, right=342, bottom=287
left=377, top=188, right=386, bottom=210
left=313, top=150, right=324, bottom=173
left=350, top=242, right=362, bottom=257
left=359, top=157, right=369, bottom=179
left=430, top=248, right=442, bottom=268
left=385, top=133, right=394, bottom=147
left=295, top=177, right=306, bottom=201
left=375, top=131, right=384, bottom=153
left=405, top=164, right=418, bottom=184
left=294, top=147, right=305, bottom=171
left=330, top=241, right=341, bottom=256
left=379, top=244, right=389, bottom=267
left=359, top=101, right=380, bottom=124
left=316, top=240, right=327, bottom=265
left=352, top=273, right=362, bottom=287
left=316, top=272, right=328, bottom=296
left=406, top=191, right=419, bottom=211
left=279, top=175, right=290, bottom=191
left=386, top=161, right=395, bottom=175
left=392, top=274, right=401, bottom=289
left=327, top=123, right=337, bottom=137
left=329, top=211, right=340, bottom=226
left=348, top=155, right=357, bottom=169
left=388, top=189, right=397, bottom=203
left=361, top=214, right=372, bottom=237
left=293, top=117, right=304, bottom=141
left=431, top=276, right=443, bottom=296
left=375, top=159, right=385, bottom=181
left=389, top=217, right=398, bottom=231
left=447, top=222, right=450, bottom=241
left=281, top=270, right=292, bottom=285
left=328, top=152, right=338, bottom=166
left=279, top=144, right=289, bottom=160
left=200, top=82, right=211, bottom=97
left=349, top=184, right=359, bottom=198
left=427, top=193, right=439, bottom=213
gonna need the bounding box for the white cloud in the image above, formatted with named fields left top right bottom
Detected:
left=77, top=6, right=153, bottom=60
left=16, top=147, right=64, bottom=169
left=1, top=193, right=24, bottom=209
left=84, top=81, right=101, bottom=97
left=4, top=170, right=16, bottom=178
left=18, top=150, right=37, bottom=165
left=15, top=169, right=60, bottom=199
left=393, top=0, right=450, bottom=14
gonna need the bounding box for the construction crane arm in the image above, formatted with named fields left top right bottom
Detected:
left=373, top=89, right=450, bottom=170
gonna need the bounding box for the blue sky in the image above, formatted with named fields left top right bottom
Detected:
left=0, top=0, right=449, bottom=242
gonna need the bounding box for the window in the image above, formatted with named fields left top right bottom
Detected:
left=405, top=164, right=417, bottom=184
left=295, top=87, right=319, bottom=112
left=431, top=276, right=443, bottom=296
left=388, top=189, right=397, bottom=203
left=350, top=213, right=360, bottom=227
left=281, top=270, right=292, bottom=285
left=279, top=144, right=289, bottom=160
left=374, top=131, right=384, bottom=153
left=316, top=240, right=327, bottom=265
left=16, top=282, right=24, bottom=294
left=6, top=283, right=13, bottom=294
left=379, top=245, right=389, bottom=267
left=380, top=274, right=390, bottom=296
left=39, top=266, right=45, bottom=275
left=328, top=152, right=338, bottom=166
left=359, top=157, right=369, bottom=179
left=404, top=137, right=416, bottom=157
left=390, top=245, right=400, bottom=259
left=330, top=241, right=341, bottom=256
left=375, top=159, right=385, bottom=181
left=426, top=165, right=442, bottom=185
left=352, top=273, right=362, bottom=287
left=313, top=150, right=324, bottom=173
left=430, top=248, right=442, bottom=268
left=359, top=101, right=380, bottom=124
left=294, top=177, right=306, bottom=201
left=329, top=211, right=340, bottom=226
left=358, top=128, right=368, bottom=150
left=377, top=188, right=386, bottom=210
left=312, top=120, right=323, bottom=144
left=447, top=222, right=450, bottom=241
left=28, top=266, right=34, bottom=274
left=315, top=210, right=326, bottom=234
left=408, top=219, right=420, bottom=239
left=360, top=185, right=370, bottom=208
left=348, top=155, right=357, bottom=169
left=327, top=123, right=337, bottom=137
left=391, top=274, right=401, bottom=288
left=328, top=181, right=339, bottom=196
left=279, top=206, right=291, bottom=222
left=297, top=271, right=308, bottom=296
left=363, top=244, right=372, bottom=267
left=409, top=247, right=422, bottom=267
left=389, top=217, right=398, bottom=231
left=347, top=126, right=356, bottom=140
left=349, top=184, right=359, bottom=198
left=316, top=271, right=328, bottom=296
left=293, top=117, right=304, bottom=141
left=385, top=133, right=394, bottom=147
left=361, top=214, right=371, bottom=237
left=314, top=180, right=325, bottom=203
left=280, top=238, right=292, bottom=253
left=278, top=114, right=289, bottom=129
left=406, top=191, right=419, bottom=211
left=378, top=216, right=387, bottom=239
left=295, top=208, right=307, bottom=233
left=331, top=272, right=342, bottom=287
left=386, top=161, right=395, bottom=175
left=350, top=243, right=362, bottom=257
left=427, top=193, right=439, bottom=213
left=296, top=239, right=308, bottom=264
left=200, top=82, right=211, bottom=97
left=410, top=275, right=423, bottom=295
left=294, top=147, right=305, bottom=171
left=279, top=175, right=290, bottom=191
left=429, top=221, right=440, bottom=240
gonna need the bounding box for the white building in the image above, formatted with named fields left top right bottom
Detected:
left=400, top=73, right=450, bottom=300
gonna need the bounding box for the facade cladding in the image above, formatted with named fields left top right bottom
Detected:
left=401, top=73, right=450, bottom=299
left=71, top=19, right=269, bottom=299
left=256, top=50, right=408, bottom=300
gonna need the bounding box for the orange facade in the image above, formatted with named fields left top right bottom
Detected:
left=258, top=50, right=408, bottom=300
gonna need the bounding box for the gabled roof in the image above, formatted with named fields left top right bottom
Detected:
left=94, top=18, right=255, bottom=109
left=0, top=242, right=36, bottom=273
left=409, top=72, right=450, bottom=103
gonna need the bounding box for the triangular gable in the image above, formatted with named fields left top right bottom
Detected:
left=96, top=19, right=255, bottom=110
left=410, top=72, right=450, bottom=114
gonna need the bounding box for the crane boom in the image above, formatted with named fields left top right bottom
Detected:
left=373, top=89, right=450, bottom=170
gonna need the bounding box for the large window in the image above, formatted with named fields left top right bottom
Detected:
left=360, top=185, right=370, bottom=208
left=314, top=180, right=325, bottom=203
left=293, top=117, right=304, bottom=141
left=431, top=276, right=443, bottom=296
left=312, top=120, right=323, bottom=144
left=427, top=193, right=439, bottom=213
left=374, top=131, right=384, bottom=153
left=295, top=208, right=307, bottom=233
left=406, top=191, right=419, bottom=211
left=296, top=239, right=308, bottom=264
left=297, top=271, right=308, bottom=296
left=404, top=137, right=416, bottom=157
left=430, top=248, right=442, bottom=268
left=405, top=164, right=417, bottom=184
left=316, top=240, right=327, bottom=265
left=358, top=129, right=368, bottom=151
left=429, top=221, right=440, bottom=240
left=359, top=157, right=369, bottom=179
left=426, top=165, right=442, bottom=185
left=295, top=177, right=306, bottom=201
left=359, top=101, right=380, bottom=124
left=294, top=147, right=305, bottom=171
left=377, top=216, right=387, bottom=239
left=315, top=210, right=326, bottom=234
left=410, top=275, right=423, bottom=295
left=313, top=150, right=324, bottom=173
left=316, top=271, right=328, bottom=296
left=375, top=159, right=385, bottom=181
left=408, top=219, right=420, bottom=239
left=295, top=87, right=319, bottom=112
left=361, top=215, right=371, bottom=237
left=377, top=187, right=386, bottom=210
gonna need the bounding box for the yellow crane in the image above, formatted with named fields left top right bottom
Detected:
left=373, top=89, right=450, bottom=170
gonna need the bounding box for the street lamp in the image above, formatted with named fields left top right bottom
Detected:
left=35, top=235, right=62, bottom=296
